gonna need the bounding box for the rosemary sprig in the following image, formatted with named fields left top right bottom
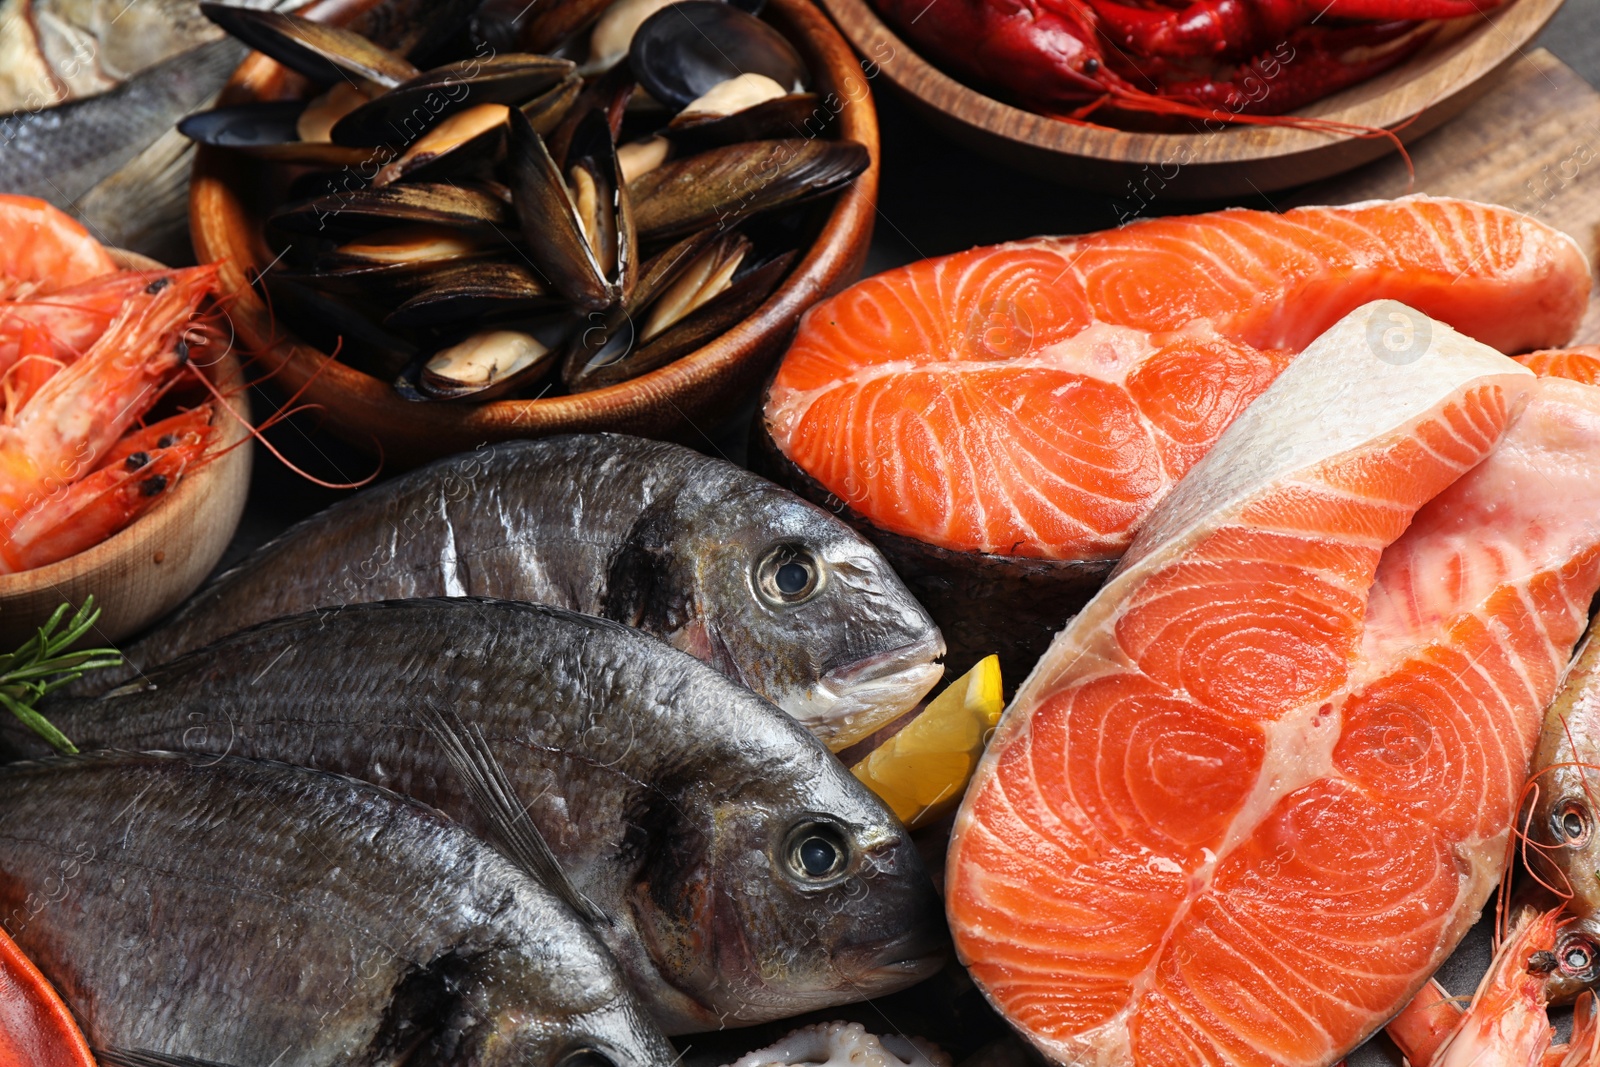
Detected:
left=0, top=597, right=122, bottom=754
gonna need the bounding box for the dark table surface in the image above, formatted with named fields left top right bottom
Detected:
left=215, top=4, right=1600, bottom=1062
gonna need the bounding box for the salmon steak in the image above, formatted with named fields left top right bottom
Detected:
left=944, top=301, right=1600, bottom=1067
left=765, top=197, right=1590, bottom=561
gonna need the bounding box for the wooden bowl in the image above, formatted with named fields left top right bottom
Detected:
left=0, top=250, right=253, bottom=646
left=189, top=0, right=881, bottom=468
left=821, top=0, right=1564, bottom=197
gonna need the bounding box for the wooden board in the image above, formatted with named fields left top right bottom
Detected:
left=1295, top=48, right=1600, bottom=344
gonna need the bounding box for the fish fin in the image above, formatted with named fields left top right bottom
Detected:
left=417, top=702, right=609, bottom=925
left=96, top=1049, right=240, bottom=1067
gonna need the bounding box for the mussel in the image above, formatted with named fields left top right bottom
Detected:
left=630, top=139, right=869, bottom=240
left=199, top=3, right=420, bottom=90
left=630, top=1, right=806, bottom=108
left=195, top=0, right=870, bottom=404
left=508, top=108, right=634, bottom=313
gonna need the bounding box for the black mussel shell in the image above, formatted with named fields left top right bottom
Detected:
left=397, top=321, right=569, bottom=401
left=629, top=138, right=868, bottom=241
left=520, top=0, right=615, bottom=55
left=331, top=54, right=576, bottom=147
left=561, top=230, right=789, bottom=391
left=545, top=63, right=636, bottom=169
left=665, top=92, right=825, bottom=150
left=522, top=73, right=584, bottom=137
left=507, top=108, right=633, bottom=313
left=629, top=1, right=807, bottom=110
left=262, top=274, right=417, bottom=380
left=372, top=104, right=510, bottom=187
left=200, top=4, right=419, bottom=90
left=270, top=182, right=516, bottom=236
left=385, top=260, right=562, bottom=326
left=179, top=102, right=377, bottom=166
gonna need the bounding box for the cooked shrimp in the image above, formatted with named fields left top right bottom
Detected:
left=0, top=269, right=179, bottom=376
left=0, top=195, right=116, bottom=300
left=0, top=406, right=216, bottom=573
left=0, top=264, right=216, bottom=544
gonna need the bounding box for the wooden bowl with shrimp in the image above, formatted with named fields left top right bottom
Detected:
left=0, top=251, right=252, bottom=647
left=821, top=0, right=1565, bottom=196
left=188, top=0, right=880, bottom=467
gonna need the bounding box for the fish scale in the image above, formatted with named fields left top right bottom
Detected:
left=946, top=302, right=1600, bottom=1066
left=0, top=751, right=677, bottom=1067
left=81, top=433, right=945, bottom=752
left=23, top=597, right=947, bottom=1035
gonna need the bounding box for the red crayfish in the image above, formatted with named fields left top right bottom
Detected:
left=873, top=0, right=1506, bottom=122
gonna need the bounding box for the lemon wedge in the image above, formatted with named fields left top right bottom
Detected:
left=851, top=654, right=1003, bottom=829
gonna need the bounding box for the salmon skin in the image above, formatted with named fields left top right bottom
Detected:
left=82, top=433, right=944, bottom=751
left=945, top=301, right=1600, bottom=1067
left=0, top=751, right=677, bottom=1067
left=761, top=196, right=1590, bottom=680
left=20, top=598, right=947, bottom=1035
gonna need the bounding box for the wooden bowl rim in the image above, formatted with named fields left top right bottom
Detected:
left=0, top=250, right=253, bottom=595
left=820, top=0, right=1565, bottom=165
left=189, top=0, right=880, bottom=443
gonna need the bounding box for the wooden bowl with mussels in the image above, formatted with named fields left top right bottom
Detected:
left=187, top=0, right=879, bottom=465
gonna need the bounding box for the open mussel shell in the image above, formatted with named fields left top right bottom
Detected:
left=179, top=102, right=378, bottom=166
left=666, top=88, right=825, bottom=150
left=560, top=229, right=792, bottom=392
left=292, top=225, right=498, bottom=296
left=385, top=260, right=561, bottom=327
left=630, top=138, right=868, bottom=241
left=200, top=3, right=419, bottom=90
left=629, top=1, right=807, bottom=110
left=398, top=321, right=570, bottom=401
left=372, top=103, right=510, bottom=186
left=332, top=54, right=577, bottom=147
left=507, top=108, right=634, bottom=313
left=270, top=181, right=515, bottom=236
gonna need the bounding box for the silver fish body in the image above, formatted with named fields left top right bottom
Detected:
left=29, top=598, right=948, bottom=1034
left=0, top=750, right=678, bottom=1067
left=95, top=434, right=945, bottom=750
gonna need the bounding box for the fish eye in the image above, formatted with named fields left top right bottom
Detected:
left=558, top=1048, right=615, bottom=1067
left=784, top=821, right=850, bottom=882
left=755, top=544, right=823, bottom=607
left=1559, top=935, right=1599, bottom=980
left=1553, top=800, right=1592, bottom=847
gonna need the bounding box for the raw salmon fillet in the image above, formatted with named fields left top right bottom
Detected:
left=766, top=197, right=1590, bottom=561
left=944, top=301, right=1600, bottom=1067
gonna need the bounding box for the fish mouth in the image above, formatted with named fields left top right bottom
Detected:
left=785, top=635, right=946, bottom=750
left=837, top=926, right=949, bottom=990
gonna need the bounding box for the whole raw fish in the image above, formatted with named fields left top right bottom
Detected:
left=87, top=434, right=945, bottom=750
left=26, top=598, right=947, bottom=1034
left=0, top=750, right=678, bottom=1067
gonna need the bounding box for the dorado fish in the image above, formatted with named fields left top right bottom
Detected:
left=0, top=750, right=679, bottom=1067
left=86, top=434, right=944, bottom=750
left=23, top=597, right=947, bottom=1034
